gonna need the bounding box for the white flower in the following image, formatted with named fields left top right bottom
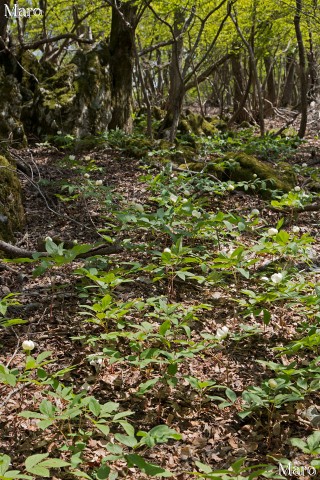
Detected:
left=294, top=186, right=301, bottom=192
left=292, top=226, right=300, bottom=233
left=227, top=184, right=235, bottom=191
left=271, top=272, right=283, bottom=284
left=302, top=163, right=308, bottom=168
left=252, top=174, right=257, bottom=178
left=261, top=276, right=269, bottom=282
left=45, top=236, right=52, bottom=242
left=95, top=180, right=103, bottom=186
left=268, top=379, right=278, bottom=389
left=163, top=248, right=171, bottom=254
left=22, top=340, right=35, bottom=351
left=69, top=155, right=75, bottom=161
left=182, top=198, right=188, bottom=204
left=84, top=155, right=90, bottom=161
left=251, top=209, right=260, bottom=216
left=192, top=210, right=201, bottom=218
left=216, top=326, right=229, bottom=340
left=267, top=228, right=278, bottom=236
left=133, top=203, right=144, bottom=212
left=84, top=173, right=90, bottom=179
left=57, top=131, right=62, bottom=135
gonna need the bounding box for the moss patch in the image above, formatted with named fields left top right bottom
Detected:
left=226, top=152, right=296, bottom=192
left=31, top=46, right=111, bottom=138
left=0, top=155, right=24, bottom=242
left=179, top=153, right=295, bottom=197
left=0, top=68, right=27, bottom=147
left=178, top=112, right=218, bottom=137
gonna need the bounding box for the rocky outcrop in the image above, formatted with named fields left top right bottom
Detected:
left=0, top=155, right=24, bottom=242
left=0, top=67, right=27, bottom=147
left=31, top=44, right=111, bottom=137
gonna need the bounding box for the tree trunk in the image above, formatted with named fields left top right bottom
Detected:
left=231, top=52, right=250, bottom=123
left=0, top=0, right=9, bottom=47
left=158, top=9, right=185, bottom=142
left=294, top=0, right=307, bottom=138
left=264, top=56, right=276, bottom=116
left=307, top=30, right=317, bottom=101
left=109, top=1, right=137, bottom=133
left=281, top=55, right=295, bottom=107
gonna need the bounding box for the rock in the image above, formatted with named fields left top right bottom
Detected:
left=31, top=43, right=112, bottom=138
left=0, top=155, right=24, bottom=242
left=179, top=152, right=296, bottom=198
left=225, top=152, right=296, bottom=194
left=0, top=67, right=27, bottom=147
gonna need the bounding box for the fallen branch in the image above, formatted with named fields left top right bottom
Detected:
left=0, top=240, right=123, bottom=259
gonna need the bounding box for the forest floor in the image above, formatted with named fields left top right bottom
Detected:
left=1, top=125, right=320, bottom=480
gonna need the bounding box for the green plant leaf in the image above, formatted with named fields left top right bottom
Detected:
left=88, top=397, right=101, bottom=417
left=96, top=423, right=110, bottom=437
left=114, top=433, right=138, bottom=447
left=125, top=454, right=173, bottom=477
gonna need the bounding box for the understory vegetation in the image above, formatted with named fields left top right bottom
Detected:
left=0, top=126, right=320, bottom=479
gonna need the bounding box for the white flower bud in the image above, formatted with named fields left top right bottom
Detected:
left=227, top=184, right=235, bottom=191
left=292, top=226, right=300, bottom=233
left=69, top=155, right=75, bottom=161
left=268, top=379, right=277, bottom=389
left=133, top=203, right=144, bottom=212
left=294, top=186, right=301, bottom=192
left=267, top=228, right=278, bottom=236
left=95, top=180, right=103, bottom=186
left=22, top=340, right=35, bottom=351
left=216, top=326, right=229, bottom=340
left=261, top=276, right=269, bottom=282
left=163, top=248, right=171, bottom=254
left=251, top=209, right=260, bottom=216
left=84, top=173, right=90, bottom=179
left=45, top=236, right=52, bottom=242
left=302, top=163, right=308, bottom=168
left=271, top=272, right=283, bottom=284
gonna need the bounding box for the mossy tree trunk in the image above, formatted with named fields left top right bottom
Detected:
left=109, top=1, right=137, bottom=133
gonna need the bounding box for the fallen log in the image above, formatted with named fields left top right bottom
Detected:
left=0, top=240, right=123, bottom=259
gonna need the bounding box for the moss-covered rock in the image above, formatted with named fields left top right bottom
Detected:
left=0, top=155, right=24, bottom=242
left=178, top=112, right=218, bottom=137
left=179, top=153, right=295, bottom=197
left=0, top=67, right=27, bottom=147
left=31, top=44, right=111, bottom=138
left=226, top=152, right=296, bottom=192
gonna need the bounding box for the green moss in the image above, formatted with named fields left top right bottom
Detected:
left=0, top=155, right=24, bottom=242
left=178, top=112, right=218, bottom=137
left=32, top=49, right=111, bottom=137
left=178, top=161, right=224, bottom=177
left=226, top=152, right=296, bottom=192
left=0, top=68, right=27, bottom=146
